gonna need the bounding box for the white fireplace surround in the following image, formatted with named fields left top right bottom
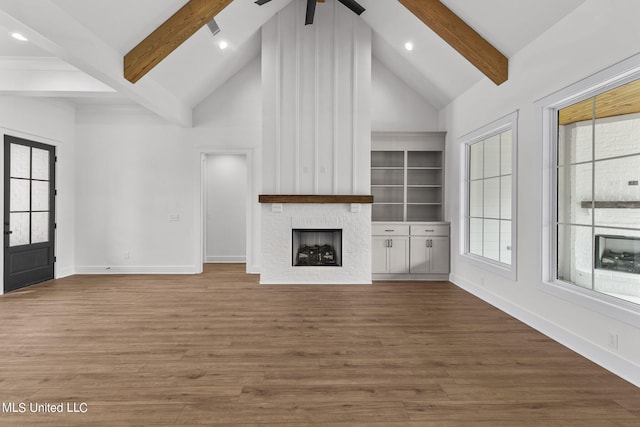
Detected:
left=260, top=203, right=371, bottom=284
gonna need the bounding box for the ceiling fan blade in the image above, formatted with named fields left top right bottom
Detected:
left=305, top=0, right=317, bottom=25
left=337, top=0, right=365, bottom=16
left=255, top=0, right=272, bottom=5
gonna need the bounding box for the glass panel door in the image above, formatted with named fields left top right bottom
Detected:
left=4, top=135, right=55, bottom=292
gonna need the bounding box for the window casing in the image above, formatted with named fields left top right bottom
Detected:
left=538, top=52, right=640, bottom=325
left=460, top=112, right=518, bottom=279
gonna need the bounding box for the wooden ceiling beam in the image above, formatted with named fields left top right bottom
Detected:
left=124, top=0, right=233, bottom=84
left=398, top=0, right=508, bottom=85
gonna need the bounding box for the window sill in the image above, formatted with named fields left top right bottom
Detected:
left=459, top=253, right=517, bottom=281
left=537, top=279, right=640, bottom=328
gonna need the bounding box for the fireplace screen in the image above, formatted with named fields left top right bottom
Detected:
left=292, top=229, right=342, bottom=267
left=595, top=235, right=640, bottom=274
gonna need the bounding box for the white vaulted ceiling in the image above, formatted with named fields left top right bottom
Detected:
left=0, top=0, right=586, bottom=124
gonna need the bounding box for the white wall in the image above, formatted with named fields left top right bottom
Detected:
left=205, top=154, right=247, bottom=263
left=442, top=0, right=640, bottom=385
left=0, top=96, right=76, bottom=293
left=74, top=56, right=262, bottom=274
left=371, top=57, right=440, bottom=132
left=261, top=0, right=371, bottom=195
left=74, top=109, right=197, bottom=273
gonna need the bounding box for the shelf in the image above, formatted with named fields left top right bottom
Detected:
left=407, top=151, right=442, bottom=168
left=408, top=169, right=442, bottom=186
left=372, top=204, right=404, bottom=222
left=371, top=168, right=404, bottom=186
left=371, top=151, right=404, bottom=168
left=371, top=143, right=444, bottom=222
left=407, top=204, right=442, bottom=222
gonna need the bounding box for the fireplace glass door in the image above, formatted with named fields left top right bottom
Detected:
left=292, top=229, right=342, bottom=267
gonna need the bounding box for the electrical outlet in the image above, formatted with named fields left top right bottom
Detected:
left=628, top=180, right=638, bottom=186
left=124, top=251, right=130, bottom=260
left=169, top=214, right=180, bottom=222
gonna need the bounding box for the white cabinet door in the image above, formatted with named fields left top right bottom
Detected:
left=372, top=236, right=390, bottom=274
left=409, top=236, right=450, bottom=274
left=430, top=236, right=450, bottom=274
left=388, top=236, right=409, bottom=274
left=409, top=237, right=429, bottom=273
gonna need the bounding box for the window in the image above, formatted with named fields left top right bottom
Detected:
left=538, top=53, right=640, bottom=323
left=460, top=112, right=518, bottom=279
left=555, top=78, right=640, bottom=306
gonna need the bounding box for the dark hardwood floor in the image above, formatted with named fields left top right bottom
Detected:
left=0, top=263, right=639, bottom=426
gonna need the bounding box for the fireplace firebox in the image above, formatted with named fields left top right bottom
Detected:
left=292, top=229, right=342, bottom=267
left=595, top=234, right=640, bottom=274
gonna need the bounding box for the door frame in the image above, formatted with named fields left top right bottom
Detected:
left=1, top=128, right=62, bottom=295
left=196, top=148, right=256, bottom=274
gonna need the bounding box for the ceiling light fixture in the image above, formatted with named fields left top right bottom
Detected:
left=405, top=41, right=414, bottom=51
left=219, top=40, right=228, bottom=50
left=11, top=32, right=28, bottom=42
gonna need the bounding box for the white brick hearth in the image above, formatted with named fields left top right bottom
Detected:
left=260, top=203, right=371, bottom=284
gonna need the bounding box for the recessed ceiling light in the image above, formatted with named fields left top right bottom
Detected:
left=404, top=41, right=414, bottom=51
left=219, top=40, right=228, bottom=50
left=11, top=32, right=28, bottom=42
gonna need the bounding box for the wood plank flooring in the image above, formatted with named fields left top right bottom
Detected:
left=1, top=263, right=639, bottom=426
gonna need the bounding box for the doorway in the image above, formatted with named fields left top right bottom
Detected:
left=204, top=154, right=247, bottom=263
left=3, top=135, right=56, bottom=292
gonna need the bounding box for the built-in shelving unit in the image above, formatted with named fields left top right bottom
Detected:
left=371, top=132, right=445, bottom=222
left=370, top=132, right=448, bottom=280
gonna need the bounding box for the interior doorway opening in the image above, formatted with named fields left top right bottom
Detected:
left=204, top=154, right=248, bottom=264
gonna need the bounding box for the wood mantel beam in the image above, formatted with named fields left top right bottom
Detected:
left=398, top=0, right=508, bottom=85
left=124, top=0, right=233, bottom=83
left=259, top=195, right=374, bottom=204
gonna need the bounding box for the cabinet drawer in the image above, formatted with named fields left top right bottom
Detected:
left=372, top=224, right=410, bottom=235
left=410, top=225, right=449, bottom=236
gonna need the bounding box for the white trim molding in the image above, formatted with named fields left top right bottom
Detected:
left=75, top=265, right=199, bottom=275
left=451, top=273, right=640, bottom=388
left=535, top=51, right=640, bottom=327
left=458, top=111, right=519, bottom=281
left=206, top=256, right=246, bottom=263
left=197, top=148, right=256, bottom=276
